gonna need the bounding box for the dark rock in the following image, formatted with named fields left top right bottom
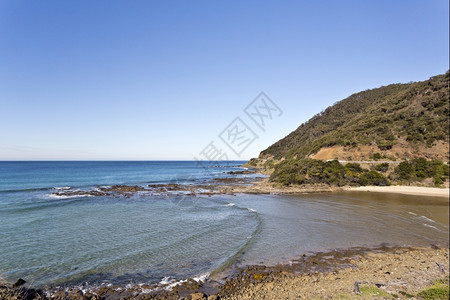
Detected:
left=12, top=286, right=43, bottom=300
left=227, top=170, right=255, bottom=175
left=13, top=278, right=26, bottom=287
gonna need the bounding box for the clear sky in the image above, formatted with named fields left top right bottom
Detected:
left=0, top=0, right=448, bottom=160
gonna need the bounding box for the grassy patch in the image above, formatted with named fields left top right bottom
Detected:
left=416, top=278, right=450, bottom=300
left=252, top=273, right=267, bottom=281
left=359, top=285, right=392, bottom=298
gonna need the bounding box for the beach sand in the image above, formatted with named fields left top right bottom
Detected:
left=345, top=185, right=449, bottom=198
left=219, top=247, right=449, bottom=300
left=218, top=176, right=450, bottom=199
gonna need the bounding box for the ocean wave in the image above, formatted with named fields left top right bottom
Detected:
left=422, top=223, right=439, bottom=230
left=158, top=276, right=172, bottom=285
left=211, top=204, right=262, bottom=277
left=156, top=273, right=209, bottom=291
left=52, top=186, right=72, bottom=190
left=158, top=277, right=188, bottom=290
left=408, top=212, right=417, bottom=216
left=225, top=203, right=235, bottom=207
left=419, top=215, right=436, bottom=223
left=47, top=193, right=93, bottom=199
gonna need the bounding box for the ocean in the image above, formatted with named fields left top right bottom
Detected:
left=0, top=161, right=448, bottom=288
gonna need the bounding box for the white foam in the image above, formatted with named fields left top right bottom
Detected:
left=423, top=223, right=439, bottom=230
left=47, top=193, right=92, bottom=199
left=408, top=212, right=417, bottom=216
left=53, top=186, right=71, bottom=190
left=247, top=208, right=256, bottom=212
left=419, top=216, right=436, bottom=223
left=159, top=276, right=180, bottom=290
left=225, top=203, right=235, bottom=207
left=159, top=276, right=172, bottom=285
left=166, top=279, right=187, bottom=290
left=197, top=188, right=214, bottom=193
left=141, top=287, right=158, bottom=293
left=159, top=275, right=207, bottom=291
left=193, top=273, right=209, bottom=282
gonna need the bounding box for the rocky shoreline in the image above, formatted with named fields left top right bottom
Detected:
left=1, top=245, right=448, bottom=299
left=50, top=171, right=342, bottom=200
left=218, top=246, right=449, bottom=300
left=50, top=167, right=449, bottom=199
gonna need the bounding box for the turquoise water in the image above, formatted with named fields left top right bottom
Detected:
left=0, top=161, right=448, bottom=288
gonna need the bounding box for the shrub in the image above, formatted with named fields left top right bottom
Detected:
left=375, top=162, right=389, bottom=172
left=371, top=153, right=383, bottom=160
left=360, top=170, right=390, bottom=186
left=395, top=161, right=414, bottom=180
left=394, top=159, right=449, bottom=185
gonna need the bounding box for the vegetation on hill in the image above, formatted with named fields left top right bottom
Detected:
left=269, top=158, right=449, bottom=187
left=260, top=72, right=449, bottom=160
left=394, top=158, right=449, bottom=186
left=250, top=72, right=450, bottom=187
left=269, top=159, right=390, bottom=186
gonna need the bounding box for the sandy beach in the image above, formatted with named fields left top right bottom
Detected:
left=345, top=185, right=450, bottom=198
left=215, top=176, right=450, bottom=199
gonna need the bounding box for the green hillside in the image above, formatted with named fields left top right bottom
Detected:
left=260, top=71, right=449, bottom=160
left=250, top=72, right=449, bottom=187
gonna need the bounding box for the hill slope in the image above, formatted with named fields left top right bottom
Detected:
left=249, top=72, right=449, bottom=187
left=259, top=71, right=449, bottom=162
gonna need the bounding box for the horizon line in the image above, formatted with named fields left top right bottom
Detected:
left=0, top=159, right=250, bottom=162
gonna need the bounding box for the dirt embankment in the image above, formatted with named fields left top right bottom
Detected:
left=309, top=141, right=449, bottom=162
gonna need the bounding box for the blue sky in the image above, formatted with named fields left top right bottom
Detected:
left=0, top=0, right=448, bottom=160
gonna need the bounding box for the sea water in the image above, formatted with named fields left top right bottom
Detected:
left=0, top=161, right=448, bottom=288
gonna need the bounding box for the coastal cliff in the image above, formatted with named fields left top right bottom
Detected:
left=248, top=72, right=450, bottom=187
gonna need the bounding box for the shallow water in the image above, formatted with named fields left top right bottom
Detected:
left=224, top=192, right=449, bottom=268
left=0, top=161, right=448, bottom=288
